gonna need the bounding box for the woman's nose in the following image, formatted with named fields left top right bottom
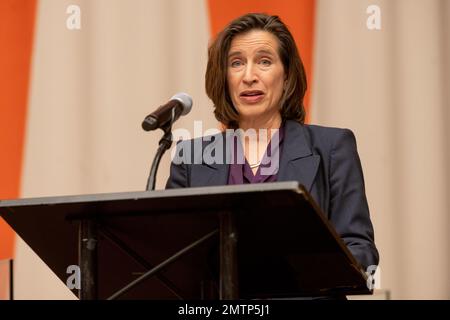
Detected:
left=242, top=64, right=258, bottom=85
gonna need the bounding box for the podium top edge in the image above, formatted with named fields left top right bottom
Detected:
left=0, top=181, right=304, bottom=209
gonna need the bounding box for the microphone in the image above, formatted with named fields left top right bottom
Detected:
left=142, top=92, right=193, bottom=131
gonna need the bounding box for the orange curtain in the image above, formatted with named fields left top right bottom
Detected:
left=206, top=0, right=316, bottom=122
left=0, top=0, right=37, bottom=260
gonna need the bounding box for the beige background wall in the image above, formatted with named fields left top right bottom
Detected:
left=311, top=0, right=450, bottom=299
left=11, top=0, right=450, bottom=299
left=15, top=0, right=214, bottom=299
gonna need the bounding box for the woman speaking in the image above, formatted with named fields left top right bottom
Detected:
left=166, top=13, right=379, bottom=273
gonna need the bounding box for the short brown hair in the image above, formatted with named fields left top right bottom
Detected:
left=205, top=13, right=307, bottom=129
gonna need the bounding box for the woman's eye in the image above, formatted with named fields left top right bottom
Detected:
left=260, top=59, right=272, bottom=66
left=231, top=60, right=242, bottom=67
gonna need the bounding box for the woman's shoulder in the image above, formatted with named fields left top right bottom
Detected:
left=301, top=123, right=355, bottom=137
left=288, top=121, right=358, bottom=153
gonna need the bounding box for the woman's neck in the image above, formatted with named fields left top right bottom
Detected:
left=238, top=113, right=282, bottom=137
left=238, top=113, right=282, bottom=173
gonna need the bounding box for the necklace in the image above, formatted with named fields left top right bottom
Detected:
left=249, top=162, right=261, bottom=169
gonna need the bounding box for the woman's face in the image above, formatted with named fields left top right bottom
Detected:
left=227, top=30, right=286, bottom=125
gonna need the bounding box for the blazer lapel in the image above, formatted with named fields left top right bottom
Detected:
left=190, top=132, right=230, bottom=187
left=189, top=121, right=320, bottom=191
left=191, top=163, right=229, bottom=187
left=277, top=121, right=320, bottom=192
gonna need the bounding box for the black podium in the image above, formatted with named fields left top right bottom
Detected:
left=0, top=181, right=371, bottom=300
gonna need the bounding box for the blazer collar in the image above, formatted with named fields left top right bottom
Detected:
left=281, top=120, right=313, bottom=160
left=189, top=132, right=229, bottom=187
left=277, top=120, right=320, bottom=191
left=190, top=120, right=320, bottom=191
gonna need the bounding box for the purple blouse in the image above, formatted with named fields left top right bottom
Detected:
left=228, top=125, right=285, bottom=185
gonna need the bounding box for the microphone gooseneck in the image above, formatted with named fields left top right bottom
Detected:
left=143, top=93, right=193, bottom=191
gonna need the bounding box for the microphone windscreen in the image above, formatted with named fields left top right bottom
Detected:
left=171, top=92, right=193, bottom=115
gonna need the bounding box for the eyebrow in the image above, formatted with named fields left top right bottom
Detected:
left=255, top=49, right=276, bottom=57
left=228, top=49, right=276, bottom=59
left=228, top=51, right=242, bottom=59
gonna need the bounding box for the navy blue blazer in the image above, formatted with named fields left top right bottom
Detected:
left=166, top=120, right=379, bottom=270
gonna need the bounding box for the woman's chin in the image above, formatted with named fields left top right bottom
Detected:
left=237, top=106, right=266, bottom=117
left=239, top=112, right=265, bottom=123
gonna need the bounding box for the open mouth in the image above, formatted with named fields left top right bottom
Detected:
left=239, top=90, right=265, bottom=103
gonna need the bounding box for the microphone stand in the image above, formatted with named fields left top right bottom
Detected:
left=145, top=109, right=175, bottom=191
